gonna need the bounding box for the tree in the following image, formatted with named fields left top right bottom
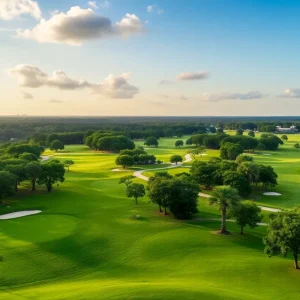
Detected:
left=148, top=176, right=200, bottom=218
left=37, top=160, right=65, bottom=192
left=236, top=129, right=244, bottom=135
left=148, top=177, right=171, bottom=214
left=198, top=146, right=207, bottom=157
left=236, top=154, right=253, bottom=165
left=175, top=140, right=184, bottom=147
left=64, top=160, right=74, bottom=172
left=248, top=130, right=255, bottom=137
left=223, top=171, right=252, bottom=197
left=19, top=152, right=38, bottom=161
left=188, top=149, right=199, bottom=159
left=209, top=186, right=240, bottom=234
left=115, top=155, right=134, bottom=169
left=281, top=135, right=288, bottom=141
left=0, top=171, right=16, bottom=204
left=220, top=142, right=244, bottom=160
left=126, top=183, right=145, bottom=205
left=50, top=140, right=64, bottom=152
left=119, top=175, right=135, bottom=187
left=167, top=177, right=200, bottom=219
left=203, top=135, right=220, bottom=149
left=257, top=142, right=266, bottom=151
left=4, top=164, right=26, bottom=192
left=170, top=155, right=183, bottom=165
left=294, top=143, right=300, bottom=151
left=25, top=161, right=42, bottom=191
left=144, top=137, right=159, bottom=147
left=233, top=201, right=262, bottom=234
left=264, top=209, right=300, bottom=269
left=190, top=160, right=219, bottom=190
left=237, top=162, right=260, bottom=185
left=258, top=165, right=278, bottom=189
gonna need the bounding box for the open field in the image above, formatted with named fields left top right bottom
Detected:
left=1, top=136, right=300, bottom=299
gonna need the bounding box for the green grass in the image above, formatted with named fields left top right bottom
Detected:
left=0, top=138, right=300, bottom=299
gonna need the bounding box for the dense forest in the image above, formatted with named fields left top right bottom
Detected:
left=0, top=116, right=300, bottom=143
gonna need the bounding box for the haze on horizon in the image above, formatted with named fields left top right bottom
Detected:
left=1, top=0, right=300, bottom=116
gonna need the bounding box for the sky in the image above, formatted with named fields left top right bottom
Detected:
left=1, top=0, right=300, bottom=116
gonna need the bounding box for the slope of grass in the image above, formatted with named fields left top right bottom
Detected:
left=0, top=139, right=300, bottom=299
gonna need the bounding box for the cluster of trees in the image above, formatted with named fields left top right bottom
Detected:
left=85, top=131, right=135, bottom=152
left=186, top=133, right=227, bottom=149
left=148, top=172, right=200, bottom=219
left=115, top=148, right=156, bottom=168
left=0, top=159, right=66, bottom=203
left=190, top=155, right=277, bottom=196
left=31, top=132, right=84, bottom=146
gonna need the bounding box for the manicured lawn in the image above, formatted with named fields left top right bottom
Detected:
left=0, top=139, right=300, bottom=299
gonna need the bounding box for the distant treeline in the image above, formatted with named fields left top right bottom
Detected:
left=0, top=116, right=300, bottom=143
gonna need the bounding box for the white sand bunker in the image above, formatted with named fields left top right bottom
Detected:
left=111, top=169, right=127, bottom=172
left=263, top=192, right=281, bottom=196
left=0, top=210, right=41, bottom=220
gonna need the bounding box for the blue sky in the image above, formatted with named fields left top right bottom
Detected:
left=1, top=0, right=300, bottom=116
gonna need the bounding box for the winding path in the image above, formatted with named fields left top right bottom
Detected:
left=133, top=153, right=281, bottom=213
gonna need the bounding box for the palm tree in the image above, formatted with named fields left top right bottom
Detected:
left=237, top=162, right=259, bottom=185
left=209, top=186, right=240, bottom=234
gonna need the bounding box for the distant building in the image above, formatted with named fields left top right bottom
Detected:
left=275, top=125, right=298, bottom=133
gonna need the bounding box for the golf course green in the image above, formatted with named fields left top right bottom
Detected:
left=1, top=135, right=300, bottom=299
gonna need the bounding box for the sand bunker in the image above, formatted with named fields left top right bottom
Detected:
left=0, top=210, right=42, bottom=220
left=111, top=169, right=127, bottom=172
left=263, top=192, right=281, bottom=196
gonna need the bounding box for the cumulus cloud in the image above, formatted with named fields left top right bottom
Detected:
left=17, top=6, right=143, bottom=45
left=147, top=5, right=164, bottom=14
left=177, top=72, right=209, bottom=81
left=0, top=0, right=41, bottom=20
left=278, top=88, right=300, bottom=98
left=8, top=64, right=139, bottom=99
left=90, top=73, right=139, bottom=99
left=21, top=91, right=33, bottom=99
left=88, top=1, right=98, bottom=9
left=202, top=91, right=265, bottom=102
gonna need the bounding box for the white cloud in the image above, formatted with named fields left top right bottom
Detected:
left=177, top=72, right=209, bottom=81
left=201, top=91, right=265, bottom=102
left=147, top=5, right=153, bottom=12
left=17, top=6, right=143, bottom=45
left=116, top=13, right=143, bottom=36
left=147, top=4, right=164, bottom=14
left=21, top=91, right=33, bottom=99
left=8, top=64, right=139, bottom=99
left=0, top=0, right=41, bottom=20
left=279, top=88, right=300, bottom=98
left=88, top=1, right=98, bottom=10
left=90, top=73, right=139, bottom=99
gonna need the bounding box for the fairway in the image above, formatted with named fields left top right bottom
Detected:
left=1, top=137, right=300, bottom=299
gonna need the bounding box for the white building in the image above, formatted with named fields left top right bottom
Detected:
left=276, top=125, right=298, bottom=133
